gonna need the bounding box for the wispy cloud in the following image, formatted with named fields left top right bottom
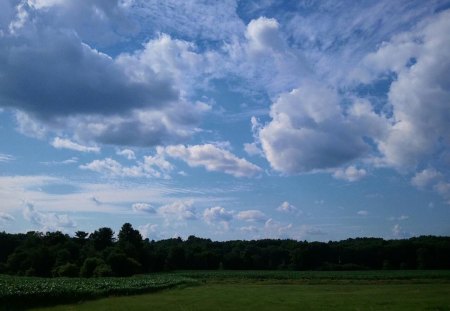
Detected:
left=0, top=153, right=15, bottom=162
left=51, top=137, right=100, bottom=153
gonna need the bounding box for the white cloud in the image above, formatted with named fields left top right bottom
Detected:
left=333, top=166, right=367, bottom=182
left=138, top=223, right=160, bottom=240
left=117, top=149, right=136, bottom=160
left=259, top=83, right=370, bottom=174
left=164, top=144, right=262, bottom=177
left=392, top=224, right=411, bottom=238
left=246, top=17, right=283, bottom=54
left=236, top=209, right=267, bottom=222
left=23, top=202, right=76, bottom=232
left=357, top=210, right=369, bottom=216
left=276, top=201, right=297, bottom=213
left=363, top=10, right=450, bottom=170
left=80, top=148, right=173, bottom=179
left=0, top=153, right=14, bottom=162
left=203, top=206, right=233, bottom=224
left=411, top=168, right=442, bottom=189
left=264, top=218, right=292, bottom=238
left=132, top=203, right=156, bottom=214
left=158, top=200, right=197, bottom=221
left=51, top=137, right=100, bottom=153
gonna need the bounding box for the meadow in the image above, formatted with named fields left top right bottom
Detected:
left=1, top=270, right=450, bottom=310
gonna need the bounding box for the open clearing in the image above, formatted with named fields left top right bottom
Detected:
left=30, top=282, right=450, bottom=311
left=21, top=270, right=450, bottom=311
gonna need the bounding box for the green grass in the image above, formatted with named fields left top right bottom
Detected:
left=29, top=283, right=450, bottom=311
left=2, top=271, right=450, bottom=310
left=175, top=269, right=450, bottom=283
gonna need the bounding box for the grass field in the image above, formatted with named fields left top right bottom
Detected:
left=2, top=271, right=450, bottom=310
left=29, top=283, right=450, bottom=311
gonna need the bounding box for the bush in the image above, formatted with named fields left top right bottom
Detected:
left=93, top=263, right=113, bottom=277
left=80, top=257, right=104, bottom=278
left=53, top=263, right=79, bottom=277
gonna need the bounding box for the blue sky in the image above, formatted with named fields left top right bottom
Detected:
left=0, top=0, right=449, bottom=241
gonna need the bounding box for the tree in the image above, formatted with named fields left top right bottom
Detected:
left=89, top=227, right=114, bottom=251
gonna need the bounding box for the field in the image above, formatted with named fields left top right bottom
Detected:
left=2, top=270, right=450, bottom=310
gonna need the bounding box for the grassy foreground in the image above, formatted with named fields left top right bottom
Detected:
left=2, top=271, right=450, bottom=310
left=30, top=283, right=450, bottom=311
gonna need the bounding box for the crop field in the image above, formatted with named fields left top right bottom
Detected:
left=1, top=270, right=450, bottom=310
left=0, top=274, right=197, bottom=310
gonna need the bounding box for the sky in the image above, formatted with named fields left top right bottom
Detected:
left=0, top=0, right=450, bottom=241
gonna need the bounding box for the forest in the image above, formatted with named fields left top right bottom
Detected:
left=1, top=223, right=449, bottom=278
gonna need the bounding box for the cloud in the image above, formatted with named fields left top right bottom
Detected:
left=138, top=223, right=160, bottom=240
left=236, top=209, right=267, bottom=222
left=23, top=202, right=76, bottom=231
left=51, top=137, right=100, bottom=153
left=203, top=206, right=233, bottom=224
left=276, top=201, right=297, bottom=213
left=392, top=224, right=411, bottom=238
left=259, top=83, right=370, bottom=174
left=132, top=202, right=156, bottom=214
left=246, top=17, right=284, bottom=54
left=411, top=168, right=442, bottom=189
left=0, top=4, right=212, bottom=147
left=164, top=144, right=262, bottom=177
left=264, top=218, right=292, bottom=238
left=333, top=166, right=367, bottom=182
left=0, top=153, right=15, bottom=162
left=359, top=10, right=450, bottom=170
left=117, top=149, right=136, bottom=160
left=0, top=212, right=15, bottom=222
left=158, top=200, right=197, bottom=221
left=80, top=148, right=173, bottom=178
left=357, top=210, right=369, bottom=216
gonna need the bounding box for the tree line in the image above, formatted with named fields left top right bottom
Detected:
left=0, top=223, right=449, bottom=277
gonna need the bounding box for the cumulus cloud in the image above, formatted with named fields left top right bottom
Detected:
left=80, top=148, right=173, bottom=178
left=203, top=206, right=233, bottom=224
left=158, top=200, right=197, bottom=221
left=0, top=3, right=212, bottom=147
left=276, top=201, right=297, bottom=213
left=333, top=166, right=367, bottom=182
left=264, top=218, right=292, bottom=238
left=392, top=224, right=411, bottom=238
left=51, top=137, right=100, bottom=153
left=164, top=144, right=262, bottom=177
left=411, top=168, right=442, bottom=189
left=259, top=84, right=370, bottom=174
left=23, top=202, right=76, bottom=231
left=246, top=17, right=284, bottom=54
left=359, top=10, right=450, bottom=170
left=237, top=209, right=267, bottom=222
left=138, top=223, right=160, bottom=240
left=132, top=203, right=156, bottom=214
